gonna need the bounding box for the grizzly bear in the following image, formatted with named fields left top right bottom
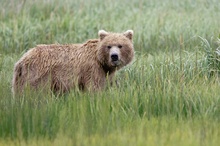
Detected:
left=12, top=30, right=134, bottom=94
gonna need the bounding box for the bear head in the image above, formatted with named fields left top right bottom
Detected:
left=97, top=30, right=134, bottom=73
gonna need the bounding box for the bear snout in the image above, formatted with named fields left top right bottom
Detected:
left=110, top=54, right=120, bottom=66
left=109, top=46, right=121, bottom=66
left=111, top=54, right=119, bottom=61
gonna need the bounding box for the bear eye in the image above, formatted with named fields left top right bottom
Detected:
left=118, top=45, right=122, bottom=48
left=107, top=46, right=111, bottom=49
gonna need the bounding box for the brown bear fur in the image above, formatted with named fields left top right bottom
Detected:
left=12, top=30, right=134, bottom=94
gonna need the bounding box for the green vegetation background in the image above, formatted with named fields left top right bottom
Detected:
left=0, top=0, right=220, bottom=145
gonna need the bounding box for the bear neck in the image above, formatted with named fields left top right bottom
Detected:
left=100, top=63, right=116, bottom=75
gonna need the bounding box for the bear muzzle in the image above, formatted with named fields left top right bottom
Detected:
left=111, top=54, right=121, bottom=66
left=110, top=47, right=121, bottom=66
left=111, top=54, right=119, bottom=61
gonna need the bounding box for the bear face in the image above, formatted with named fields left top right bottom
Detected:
left=97, top=30, right=134, bottom=72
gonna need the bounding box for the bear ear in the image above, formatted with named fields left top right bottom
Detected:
left=123, top=30, right=133, bottom=40
left=98, top=30, right=109, bottom=40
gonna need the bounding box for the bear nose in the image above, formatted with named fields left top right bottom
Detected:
left=111, top=54, right=119, bottom=61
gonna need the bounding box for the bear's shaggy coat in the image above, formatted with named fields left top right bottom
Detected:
left=12, top=30, right=134, bottom=94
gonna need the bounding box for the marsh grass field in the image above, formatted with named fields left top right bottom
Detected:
left=0, top=0, right=220, bottom=145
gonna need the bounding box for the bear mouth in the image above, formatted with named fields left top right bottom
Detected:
left=111, top=60, right=121, bottom=67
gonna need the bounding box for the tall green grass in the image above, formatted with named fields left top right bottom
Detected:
left=1, top=50, right=220, bottom=145
left=0, top=0, right=220, bottom=54
left=0, top=0, right=220, bottom=145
